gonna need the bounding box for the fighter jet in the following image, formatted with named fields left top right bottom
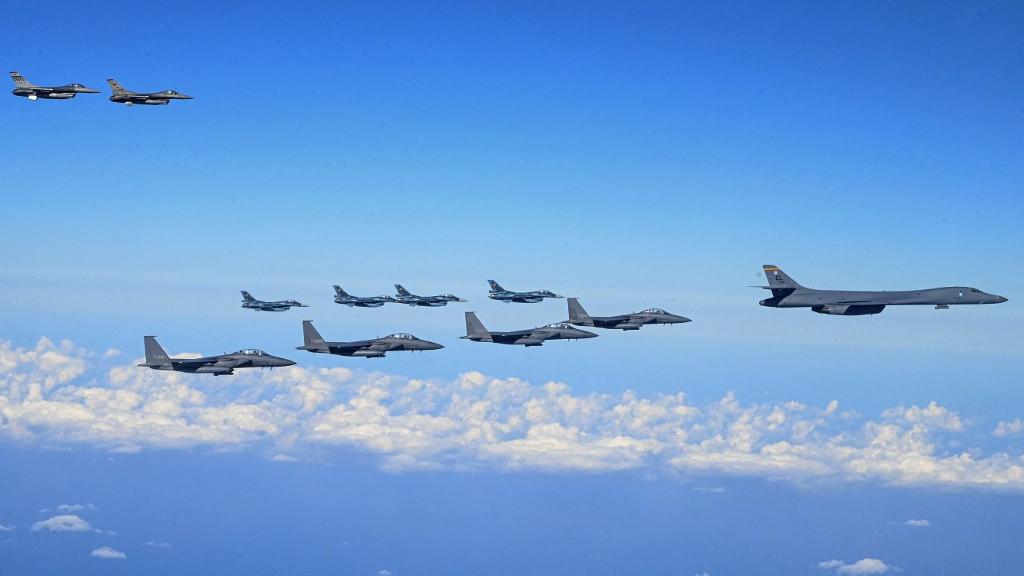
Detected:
left=297, top=320, right=443, bottom=358
left=10, top=71, right=99, bottom=100
left=241, top=291, right=307, bottom=312
left=487, top=280, right=563, bottom=303
left=107, top=79, right=192, bottom=106
left=392, top=284, right=467, bottom=307
left=460, top=312, right=597, bottom=347
left=137, top=336, right=294, bottom=376
left=755, top=264, right=1008, bottom=315
left=333, top=285, right=395, bottom=308
left=567, top=298, right=691, bottom=330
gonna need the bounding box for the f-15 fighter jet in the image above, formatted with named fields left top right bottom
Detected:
left=137, top=336, right=294, bottom=376
left=755, top=264, right=1008, bottom=315
left=333, top=286, right=395, bottom=307
left=241, top=291, right=307, bottom=312
left=460, top=312, right=597, bottom=347
left=567, top=298, right=691, bottom=330
left=487, top=280, right=563, bottom=303
left=297, top=320, right=443, bottom=358
left=107, top=78, right=192, bottom=105
left=10, top=71, right=99, bottom=100
left=392, top=284, right=467, bottom=307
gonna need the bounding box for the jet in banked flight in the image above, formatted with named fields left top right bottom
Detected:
left=392, top=284, right=467, bottom=307
left=138, top=336, right=294, bottom=375
left=487, top=280, right=563, bottom=303
left=10, top=71, right=99, bottom=100
left=107, top=79, right=192, bottom=105
left=241, top=291, right=307, bottom=312
left=297, top=320, right=443, bottom=358
left=333, top=286, right=395, bottom=307
left=461, top=312, right=597, bottom=346
left=756, top=264, right=1008, bottom=315
left=567, top=298, right=691, bottom=330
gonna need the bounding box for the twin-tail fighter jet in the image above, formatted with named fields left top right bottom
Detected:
left=138, top=336, right=294, bottom=376
left=567, top=298, right=691, bottom=330
left=461, top=312, right=597, bottom=347
left=333, top=286, right=395, bottom=307
left=392, top=284, right=467, bottom=307
left=241, top=291, right=307, bottom=312
left=10, top=71, right=99, bottom=100
left=487, top=280, right=563, bottom=303
left=297, top=320, right=443, bottom=358
left=755, top=264, right=1008, bottom=315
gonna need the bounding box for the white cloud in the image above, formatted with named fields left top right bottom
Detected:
left=994, top=418, right=1023, bottom=438
left=377, top=570, right=392, bottom=576
left=692, top=486, right=726, bottom=493
left=55, top=503, right=95, bottom=513
left=144, top=540, right=172, bottom=548
left=819, top=558, right=894, bottom=575
left=818, top=560, right=845, bottom=569
left=91, top=546, right=127, bottom=560
left=904, top=519, right=930, bottom=528
left=0, top=523, right=12, bottom=531
left=3, top=338, right=1024, bottom=490
left=31, top=515, right=92, bottom=532
left=102, top=348, right=122, bottom=359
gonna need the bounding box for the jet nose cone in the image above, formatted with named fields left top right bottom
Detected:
left=576, top=330, right=599, bottom=339
left=277, top=358, right=296, bottom=367
left=995, top=295, right=1009, bottom=304
left=423, top=341, right=445, bottom=350
left=675, top=316, right=692, bottom=323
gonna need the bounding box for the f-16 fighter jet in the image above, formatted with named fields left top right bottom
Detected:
left=567, top=298, right=691, bottom=330
left=137, top=336, right=294, bottom=376
left=107, top=78, right=192, bottom=105
left=10, top=71, right=99, bottom=100
left=460, top=312, right=597, bottom=347
left=333, top=286, right=395, bottom=307
left=241, top=291, right=307, bottom=312
left=297, top=320, right=443, bottom=358
left=487, top=280, right=563, bottom=303
left=755, top=264, right=1008, bottom=316
left=392, top=284, right=467, bottom=307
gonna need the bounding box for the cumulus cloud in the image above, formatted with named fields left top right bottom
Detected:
left=3, top=338, right=1024, bottom=490
left=90, top=546, right=127, bottom=560
left=994, top=418, right=1023, bottom=438
left=818, top=558, right=894, bottom=575
left=0, top=523, right=12, bottom=531
left=144, top=540, right=172, bottom=548
left=31, top=515, right=92, bottom=532
left=377, top=570, right=392, bottom=576
left=904, top=519, right=930, bottom=527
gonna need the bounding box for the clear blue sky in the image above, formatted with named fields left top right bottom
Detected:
left=2, top=1, right=1023, bottom=574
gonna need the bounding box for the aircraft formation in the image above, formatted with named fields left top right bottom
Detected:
left=10, top=72, right=191, bottom=105
left=134, top=268, right=1006, bottom=375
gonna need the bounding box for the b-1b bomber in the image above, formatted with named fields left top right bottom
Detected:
left=297, top=320, right=443, bottom=358
left=138, top=336, right=294, bottom=376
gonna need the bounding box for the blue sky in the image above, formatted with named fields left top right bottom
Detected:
left=2, top=1, right=1023, bottom=574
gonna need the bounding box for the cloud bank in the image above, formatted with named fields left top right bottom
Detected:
left=2, top=338, right=1024, bottom=490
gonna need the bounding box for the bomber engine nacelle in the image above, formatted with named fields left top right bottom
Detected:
left=353, top=350, right=386, bottom=358
left=811, top=304, right=886, bottom=316
left=195, top=366, right=234, bottom=375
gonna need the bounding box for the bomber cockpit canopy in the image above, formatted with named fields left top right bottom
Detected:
left=386, top=333, right=416, bottom=340
left=237, top=349, right=266, bottom=356
left=639, top=308, right=667, bottom=314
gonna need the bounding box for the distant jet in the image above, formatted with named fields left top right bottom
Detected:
left=10, top=71, right=99, bottom=100
left=137, top=336, right=294, bottom=376
left=241, top=291, right=307, bottom=312
left=297, top=320, right=443, bottom=358
left=107, top=79, right=192, bottom=106
left=487, top=280, right=563, bottom=303
left=567, top=298, right=691, bottom=330
left=461, top=312, right=597, bottom=347
left=755, top=264, right=1008, bottom=316
left=333, top=285, right=395, bottom=308
left=392, top=284, right=467, bottom=307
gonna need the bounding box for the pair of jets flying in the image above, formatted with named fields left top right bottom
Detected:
left=333, top=281, right=560, bottom=307
left=10, top=72, right=191, bottom=105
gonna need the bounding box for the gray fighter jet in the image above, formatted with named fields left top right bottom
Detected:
left=241, top=291, right=307, bottom=312
left=297, top=320, right=443, bottom=358
left=567, top=298, right=691, bottom=330
left=755, top=264, right=1008, bottom=315
left=487, top=280, right=563, bottom=303
left=392, top=284, right=467, bottom=307
left=333, top=285, right=395, bottom=307
left=461, top=312, right=597, bottom=346
left=107, top=79, right=192, bottom=106
left=10, top=71, right=99, bottom=100
left=137, top=336, right=294, bottom=375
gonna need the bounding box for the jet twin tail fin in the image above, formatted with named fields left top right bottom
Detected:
left=143, top=336, right=170, bottom=365
left=462, top=312, right=491, bottom=340
left=567, top=298, right=593, bottom=324
left=302, top=320, right=326, bottom=347
left=10, top=72, right=33, bottom=88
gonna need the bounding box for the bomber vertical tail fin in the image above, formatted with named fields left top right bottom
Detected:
left=142, top=336, right=171, bottom=366
left=762, top=265, right=803, bottom=290
left=567, top=298, right=594, bottom=325
left=10, top=72, right=33, bottom=88
left=461, top=312, right=492, bottom=340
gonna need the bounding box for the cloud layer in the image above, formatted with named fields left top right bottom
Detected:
left=2, top=338, right=1024, bottom=490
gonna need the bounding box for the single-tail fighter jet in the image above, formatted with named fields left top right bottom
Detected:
left=461, top=312, right=597, bottom=347
left=333, top=285, right=395, bottom=307
left=241, top=291, right=307, bottom=312
left=137, top=336, right=294, bottom=376
left=487, top=280, right=563, bottom=303
left=392, top=284, right=467, bottom=307
left=567, top=298, right=691, bottom=330
left=755, top=264, right=1008, bottom=315
left=10, top=71, right=99, bottom=100
left=107, top=78, right=192, bottom=106
left=297, top=320, right=443, bottom=358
